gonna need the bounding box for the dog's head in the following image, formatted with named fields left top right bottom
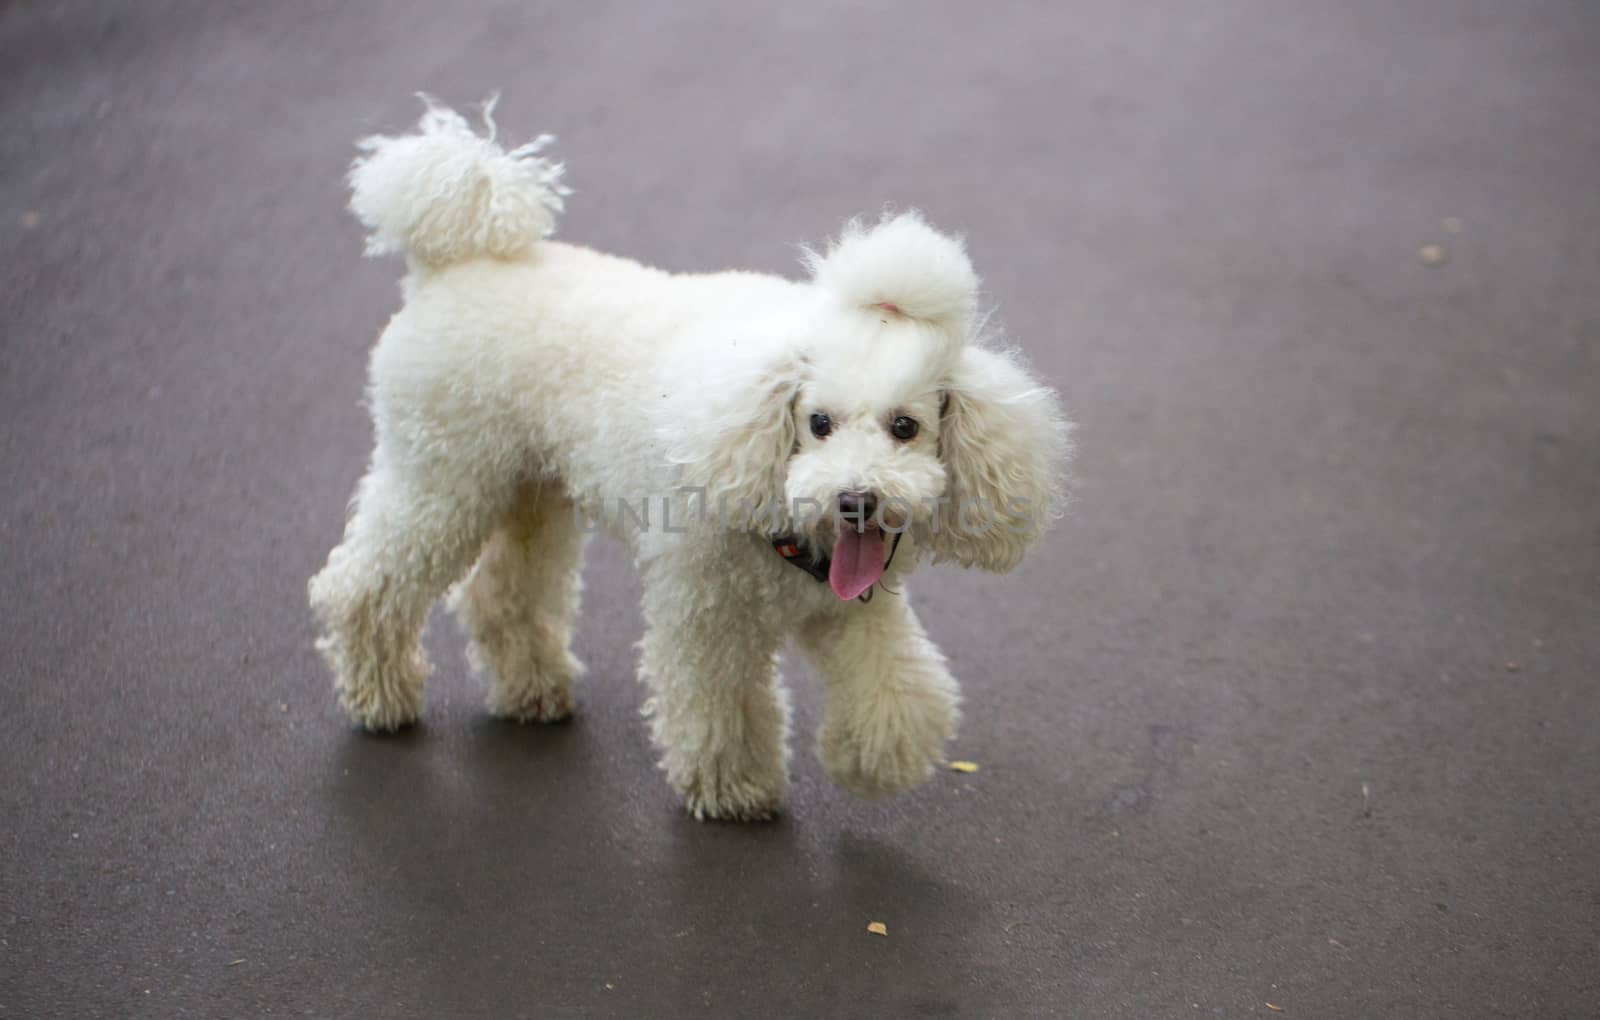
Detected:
left=680, top=213, right=1072, bottom=598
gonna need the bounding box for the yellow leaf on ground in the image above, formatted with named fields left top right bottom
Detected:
left=866, top=922, right=888, bottom=936
left=949, top=761, right=980, bottom=773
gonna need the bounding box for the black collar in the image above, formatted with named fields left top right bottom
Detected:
left=770, top=535, right=832, bottom=583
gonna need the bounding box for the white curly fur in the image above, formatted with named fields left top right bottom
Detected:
left=309, top=99, right=1073, bottom=820
left=349, top=95, right=568, bottom=268
left=805, top=212, right=978, bottom=346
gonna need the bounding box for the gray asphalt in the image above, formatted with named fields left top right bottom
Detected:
left=3, top=2, right=1597, bottom=1016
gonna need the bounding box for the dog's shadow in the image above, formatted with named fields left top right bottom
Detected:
left=645, top=814, right=993, bottom=1014
left=321, top=722, right=994, bottom=1014
left=321, top=713, right=598, bottom=898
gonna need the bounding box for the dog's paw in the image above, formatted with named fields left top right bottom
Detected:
left=340, top=676, right=423, bottom=732
left=478, top=646, right=582, bottom=723
left=330, top=641, right=425, bottom=732
left=488, top=681, right=574, bottom=724
left=671, top=750, right=786, bottom=822
left=820, top=684, right=957, bottom=799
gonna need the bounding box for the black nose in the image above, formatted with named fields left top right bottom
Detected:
left=837, top=490, right=878, bottom=530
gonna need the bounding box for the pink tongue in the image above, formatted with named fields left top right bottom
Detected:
left=829, top=527, right=887, bottom=600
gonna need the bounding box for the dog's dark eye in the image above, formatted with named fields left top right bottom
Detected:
left=890, top=416, right=919, bottom=441
left=810, top=412, right=832, bottom=438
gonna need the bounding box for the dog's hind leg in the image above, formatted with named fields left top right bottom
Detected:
left=449, top=481, right=588, bottom=723
left=309, top=462, right=508, bottom=731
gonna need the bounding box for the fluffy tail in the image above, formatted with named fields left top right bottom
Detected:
left=348, top=95, right=569, bottom=269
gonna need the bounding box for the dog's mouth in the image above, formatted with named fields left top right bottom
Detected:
left=828, top=525, right=886, bottom=600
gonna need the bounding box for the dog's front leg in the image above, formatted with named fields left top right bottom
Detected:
left=798, top=593, right=960, bottom=798
left=638, top=556, right=790, bottom=821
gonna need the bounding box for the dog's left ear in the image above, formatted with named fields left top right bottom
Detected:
left=671, top=348, right=803, bottom=528
left=924, top=345, right=1073, bottom=571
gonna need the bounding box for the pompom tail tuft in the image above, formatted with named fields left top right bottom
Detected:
left=348, top=95, right=569, bottom=269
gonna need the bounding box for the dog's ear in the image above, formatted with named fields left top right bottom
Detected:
left=671, top=348, right=803, bottom=528
left=805, top=212, right=978, bottom=348
left=924, top=345, right=1072, bottom=571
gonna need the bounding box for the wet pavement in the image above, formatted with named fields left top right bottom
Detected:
left=3, top=2, right=1597, bottom=1015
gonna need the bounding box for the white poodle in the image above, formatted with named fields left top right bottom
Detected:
left=309, top=98, right=1072, bottom=820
